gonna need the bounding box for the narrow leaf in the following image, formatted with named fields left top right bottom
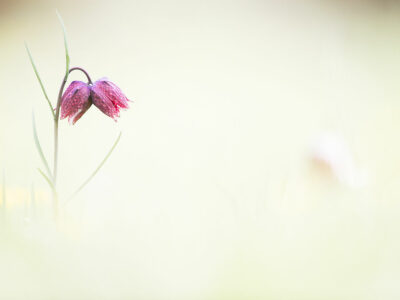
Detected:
left=66, top=132, right=122, bottom=203
left=32, top=111, right=53, bottom=180
left=56, top=10, right=70, bottom=74
left=37, top=168, right=55, bottom=191
left=25, top=43, right=55, bottom=118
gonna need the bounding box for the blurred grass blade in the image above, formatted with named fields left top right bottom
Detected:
left=32, top=111, right=53, bottom=179
left=31, top=183, right=36, bottom=219
left=2, top=170, right=5, bottom=208
left=2, top=170, right=6, bottom=222
left=37, top=168, right=55, bottom=191
left=56, top=10, right=70, bottom=74
left=66, top=132, right=122, bottom=203
left=25, top=43, right=55, bottom=118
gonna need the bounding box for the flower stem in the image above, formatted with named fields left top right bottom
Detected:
left=69, top=67, right=93, bottom=84
left=52, top=73, right=68, bottom=217
left=53, top=67, right=92, bottom=183
left=53, top=72, right=69, bottom=186
left=52, top=67, right=93, bottom=216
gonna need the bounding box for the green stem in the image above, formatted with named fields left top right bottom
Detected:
left=52, top=73, right=68, bottom=219
left=53, top=67, right=92, bottom=187
left=53, top=73, right=69, bottom=187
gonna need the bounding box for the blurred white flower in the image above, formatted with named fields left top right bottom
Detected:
left=310, top=132, right=368, bottom=188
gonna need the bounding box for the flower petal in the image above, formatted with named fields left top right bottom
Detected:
left=60, top=81, right=91, bottom=124
left=91, top=78, right=131, bottom=120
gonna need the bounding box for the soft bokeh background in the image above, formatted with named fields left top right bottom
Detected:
left=1, top=0, right=400, bottom=299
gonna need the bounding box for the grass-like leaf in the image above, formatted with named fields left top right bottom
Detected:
left=25, top=43, right=55, bottom=118
left=37, top=168, right=55, bottom=191
left=32, top=111, right=53, bottom=180
left=56, top=10, right=70, bottom=75
left=66, top=132, right=122, bottom=203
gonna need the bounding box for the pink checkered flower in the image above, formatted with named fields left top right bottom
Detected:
left=90, top=78, right=131, bottom=121
left=60, top=77, right=131, bottom=124
left=60, top=80, right=91, bottom=125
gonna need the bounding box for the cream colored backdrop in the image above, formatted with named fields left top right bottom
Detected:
left=1, top=0, right=400, bottom=299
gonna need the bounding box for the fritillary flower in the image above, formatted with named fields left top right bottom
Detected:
left=91, top=78, right=130, bottom=121
left=60, top=77, right=131, bottom=124
left=60, top=80, right=91, bottom=125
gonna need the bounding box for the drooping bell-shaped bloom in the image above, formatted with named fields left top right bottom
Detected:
left=90, top=78, right=131, bottom=121
left=60, top=75, right=131, bottom=124
left=60, top=81, right=91, bottom=125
